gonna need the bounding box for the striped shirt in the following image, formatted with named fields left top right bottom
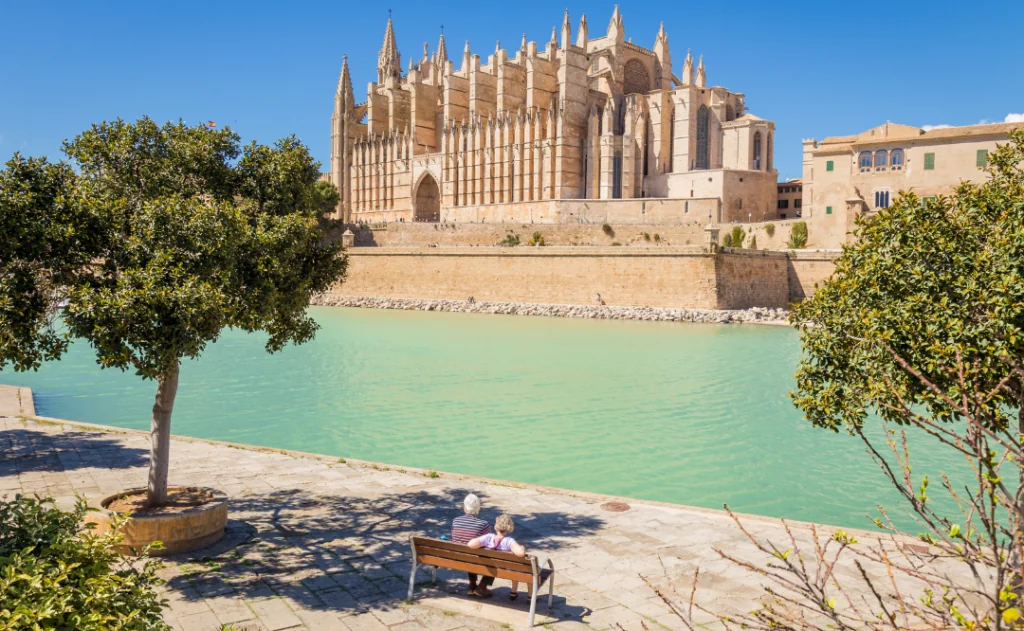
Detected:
left=452, top=513, right=491, bottom=544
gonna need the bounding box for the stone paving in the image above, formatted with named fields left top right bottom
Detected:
left=0, top=412, right=922, bottom=631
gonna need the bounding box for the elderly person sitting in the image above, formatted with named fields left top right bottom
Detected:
left=451, top=493, right=494, bottom=597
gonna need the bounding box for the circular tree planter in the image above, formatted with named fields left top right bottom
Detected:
left=88, top=487, right=228, bottom=556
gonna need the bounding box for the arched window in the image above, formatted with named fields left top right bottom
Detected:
left=752, top=132, right=762, bottom=170
left=766, top=133, right=773, bottom=171
left=695, top=105, right=710, bottom=170
left=859, top=151, right=873, bottom=172
left=725, top=104, right=735, bottom=122
left=874, top=150, right=888, bottom=170
left=890, top=148, right=904, bottom=170
left=874, top=190, right=891, bottom=209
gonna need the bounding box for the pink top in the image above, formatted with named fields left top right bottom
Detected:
left=476, top=533, right=518, bottom=552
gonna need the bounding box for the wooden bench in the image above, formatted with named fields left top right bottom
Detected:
left=408, top=536, right=555, bottom=626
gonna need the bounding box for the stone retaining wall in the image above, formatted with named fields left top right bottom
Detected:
left=328, top=247, right=840, bottom=310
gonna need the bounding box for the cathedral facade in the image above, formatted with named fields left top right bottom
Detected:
left=330, top=8, right=778, bottom=225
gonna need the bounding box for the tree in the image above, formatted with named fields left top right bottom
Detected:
left=661, top=131, right=1024, bottom=629
left=314, top=180, right=341, bottom=217
left=0, top=118, right=347, bottom=506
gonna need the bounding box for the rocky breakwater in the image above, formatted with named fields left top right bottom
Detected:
left=312, top=295, right=790, bottom=325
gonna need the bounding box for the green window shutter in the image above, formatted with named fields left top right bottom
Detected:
left=826, top=160, right=834, bottom=172
left=977, top=149, right=988, bottom=167
left=924, top=152, right=935, bottom=170
left=826, top=206, right=833, bottom=215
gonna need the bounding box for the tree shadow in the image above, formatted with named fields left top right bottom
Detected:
left=0, top=426, right=150, bottom=475
left=163, top=484, right=603, bottom=624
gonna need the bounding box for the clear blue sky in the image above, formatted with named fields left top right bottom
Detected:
left=2, top=0, right=1021, bottom=181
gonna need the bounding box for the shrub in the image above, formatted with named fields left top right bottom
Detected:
left=788, top=220, right=808, bottom=248
left=749, top=235, right=758, bottom=250
left=611, top=241, right=622, bottom=246
left=498, top=233, right=520, bottom=247
left=765, top=223, right=776, bottom=237
left=723, top=226, right=745, bottom=248
left=602, top=223, right=614, bottom=237
left=527, top=231, right=546, bottom=246
left=653, top=233, right=661, bottom=243
left=642, top=232, right=651, bottom=241
left=0, top=495, right=168, bottom=630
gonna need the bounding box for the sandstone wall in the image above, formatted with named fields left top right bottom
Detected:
left=715, top=250, right=790, bottom=309
left=331, top=247, right=841, bottom=309
left=335, top=247, right=721, bottom=309
left=786, top=250, right=841, bottom=302
left=348, top=222, right=711, bottom=248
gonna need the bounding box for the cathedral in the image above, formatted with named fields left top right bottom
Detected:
left=329, top=7, right=778, bottom=225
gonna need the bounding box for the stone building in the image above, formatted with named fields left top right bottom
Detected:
left=776, top=179, right=801, bottom=219
left=329, top=8, right=778, bottom=226
left=801, top=121, right=1024, bottom=246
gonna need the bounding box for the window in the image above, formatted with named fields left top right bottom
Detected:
left=794, top=198, right=802, bottom=208
left=924, top=152, right=935, bottom=170
left=977, top=149, right=988, bottom=168
left=874, top=190, right=890, bottom=209
left=753, top=131, right=762, bottom=170
left=738, top=199, right=743, bottom=210
left=826, top=160, right=834, bottom=172
left=874, top=150, right=888, bottom=171
left=826, top=206, right=833, bottom=215
left=778, top=199, right=789, bottom=209
left=695, top=105, right=710, bottom=170
left=891, top=148, right=904, bottom=170
left=859, top=151, right=872, bottom=172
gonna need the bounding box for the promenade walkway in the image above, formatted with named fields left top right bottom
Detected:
left=0, top=409, right=917, bottom=631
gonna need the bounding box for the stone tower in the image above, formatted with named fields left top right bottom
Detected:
left=330, top=55, right=355, bottom=221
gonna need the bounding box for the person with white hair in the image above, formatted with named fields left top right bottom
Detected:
left=451, top=493, right=494, bottom=597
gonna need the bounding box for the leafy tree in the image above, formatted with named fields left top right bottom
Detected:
left=0, top=118, right=347, bottom=506
left=314, top=180, right=341, bottom=217
left=662, top=131, right=1024, bottom=629
left=723, top=226, right=745, bottom=248
left=0, top=495, right=167, bottom=630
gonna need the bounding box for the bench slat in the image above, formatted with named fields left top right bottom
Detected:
left=416, top=554, right=536, bottom=585
left=416, top=546, right=533, bottom=573
left=412, top=537, right=529, bottom=564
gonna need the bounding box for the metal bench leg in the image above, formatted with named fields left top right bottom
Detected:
left=529, top=584, right=538, bottom=627
left=548, top=571, right=555, bottom=609
left=407, top=561, right=418, bottom=601
left=431, top=566, right=437, bottom=584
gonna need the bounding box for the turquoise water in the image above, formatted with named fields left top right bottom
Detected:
left=2, top=307, right=964, bottom=530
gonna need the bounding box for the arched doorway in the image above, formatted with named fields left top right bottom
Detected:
left=414, top=174, right=440, bottom=222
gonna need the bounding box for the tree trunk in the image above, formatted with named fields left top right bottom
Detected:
left=147, top=362, right=180, bottom=507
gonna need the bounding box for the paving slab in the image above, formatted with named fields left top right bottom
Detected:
left=0, top=414, right=946, bottom=631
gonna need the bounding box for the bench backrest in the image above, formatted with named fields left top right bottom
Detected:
left=411, top=537, right=539, bottom=584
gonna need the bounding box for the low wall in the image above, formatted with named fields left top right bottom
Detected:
left=786, top=250, right=842, bottom=302
left=346, top=222, right=711, bottom=248
left=331, top=247, right=840, bottom=310
left=435, top=197, right=721, bottom=225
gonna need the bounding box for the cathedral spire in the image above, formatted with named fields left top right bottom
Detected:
left=461, top=40, right=471, bottom=72
left=377, top=16, right=402, bottom=84
left=336, top=54, right=354, bottom=102
left=520, top=32, right=528, bottom=55
left=550, top=26, right=557, bottom=46
left=682, top=49, right=693, bottom=86
left=436, top=31, right=448, bottom=63
left=607, top=5, right=624, bottom=40
left=695, top=55, right=706, bottom=88
left=576, top=14, right=588, bottom=48
left=560, top=9, right=571, bottom=50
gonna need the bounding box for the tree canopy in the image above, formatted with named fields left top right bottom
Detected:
left=791, top=130, right=1024, bottom=434
left=0, top=117, right=348, bottom=504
